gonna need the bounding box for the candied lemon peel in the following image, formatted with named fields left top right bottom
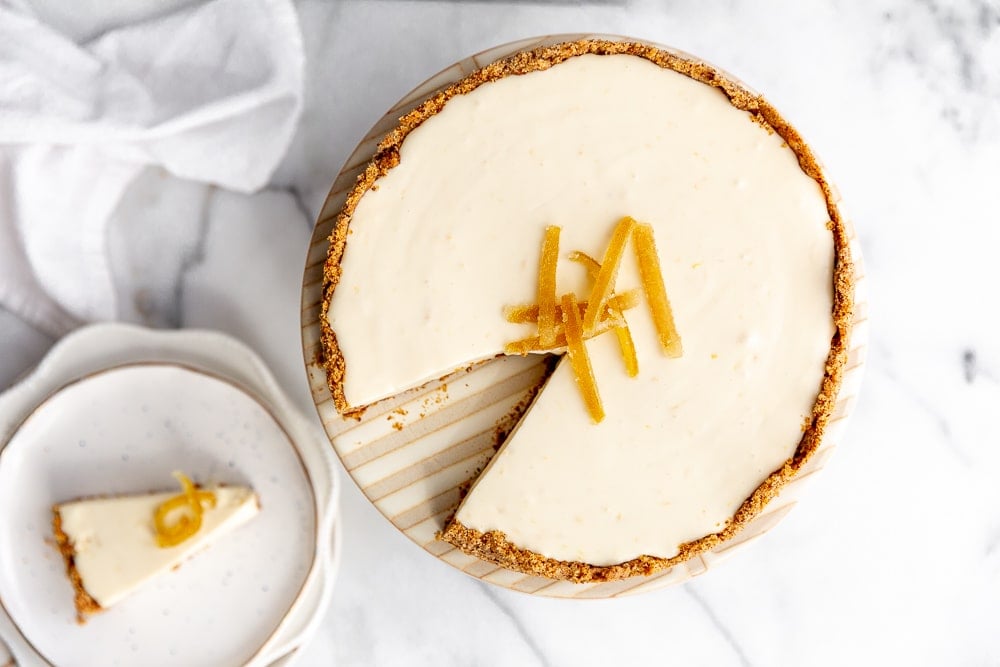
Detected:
left=153, top=472, right=217, bottom=548
left=504, top=217, right=682, bottom=423
left=503, top=289, right=640, bottom=325
left=537, top=225, right=561, bottom=349
left=562, top=292, right=604, bottom=423
left=570, top=251, right=638, bottom=377
left=634, top=222, right=683, bottom=358
left=581, top=217, right=636, bottom=333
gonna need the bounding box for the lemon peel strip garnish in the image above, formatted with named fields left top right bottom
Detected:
left=153, top=472, right=216, bottom=548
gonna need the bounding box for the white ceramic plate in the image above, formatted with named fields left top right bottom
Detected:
left=301, top=34, right=868, bottom=598
left=0, top=325, right=340, bottom=666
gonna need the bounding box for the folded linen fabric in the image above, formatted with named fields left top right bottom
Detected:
left=0, top=0, right=304, bottom=336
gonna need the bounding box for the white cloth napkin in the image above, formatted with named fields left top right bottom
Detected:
left=0, top=0, right=304, bottom=337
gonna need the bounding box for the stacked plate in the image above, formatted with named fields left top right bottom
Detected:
left=0, top=325, right=340, bottom=666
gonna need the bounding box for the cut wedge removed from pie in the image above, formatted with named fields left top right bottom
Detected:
left=53, top=480, right=259, bottom=620
left=320, top=39, right=853, bottom=582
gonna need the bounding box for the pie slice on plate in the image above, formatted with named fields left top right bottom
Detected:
left=53, top=476, right=259, bottom=620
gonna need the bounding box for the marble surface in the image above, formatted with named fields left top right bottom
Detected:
left=2, top=0, right=999, bottom=664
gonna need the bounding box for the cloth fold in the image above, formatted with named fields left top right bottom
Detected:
left=0, top=0, right=304, bottom=336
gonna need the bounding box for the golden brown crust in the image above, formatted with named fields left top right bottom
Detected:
left=320, top=38, right=854, bottom=582
left=52, top=507, right=103, bottom=622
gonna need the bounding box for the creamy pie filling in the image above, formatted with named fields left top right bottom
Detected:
left=328, top=53, right=834, bottom=565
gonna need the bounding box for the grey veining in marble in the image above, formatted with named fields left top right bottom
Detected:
left=2, top=0, right=999, bottom=665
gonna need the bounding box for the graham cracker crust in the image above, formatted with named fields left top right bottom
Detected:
left=320, top=38, right=855, bottom=582
left=52, top=508, right=103, bottom=622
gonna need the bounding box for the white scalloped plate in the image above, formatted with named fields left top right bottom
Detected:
left=300, top=34, right=868, bottom=598
left=0, top=325, right=340, bottom=666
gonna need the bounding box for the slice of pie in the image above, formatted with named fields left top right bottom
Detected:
left=52, top=476, right=259, bottom=620
left=320, top=39, right=853, bottom=582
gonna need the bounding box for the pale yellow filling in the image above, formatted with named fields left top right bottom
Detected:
left=330, top=53, right=834, bottom=564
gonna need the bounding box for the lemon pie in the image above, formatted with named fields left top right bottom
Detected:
left=321, top=39, right=852, bottom=581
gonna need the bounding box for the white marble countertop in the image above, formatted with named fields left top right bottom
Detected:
left=2, top=1, right=999, bottom=665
